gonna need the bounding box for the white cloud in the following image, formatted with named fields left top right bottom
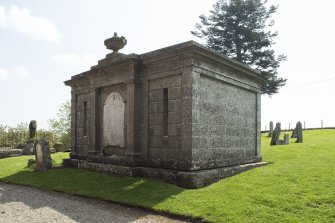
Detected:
left=0, top=67, right=9, bottom=79
left=14, top=66, right=31, bottom=78
left=0, top=6, right=6, bottom=27
left=0, top=5, right=61, bottom=43
left=0, top=66, right=32, bottom=79
left=52, top=53, right=98, bottom=69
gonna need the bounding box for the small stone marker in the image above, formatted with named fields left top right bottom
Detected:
left=34, top=140, right=52, bottom=171
left=295, top=121, right=303, bottom=143
left=270, top=123, right=289, bottom=145
left=268, top=121, right=273, bottom=137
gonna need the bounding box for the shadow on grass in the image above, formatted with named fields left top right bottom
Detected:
left=1, top=168, right=189, bottom=222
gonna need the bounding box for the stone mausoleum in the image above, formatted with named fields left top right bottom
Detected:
left=64, top=33, right=267, bottom=188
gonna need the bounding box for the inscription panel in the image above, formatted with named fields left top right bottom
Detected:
left=103, top=92, right=125, bottom=147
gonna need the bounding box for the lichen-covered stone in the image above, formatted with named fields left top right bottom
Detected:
left=34, top=140, right=52, bottom=171
left=295, top=121, right=303, bottom=143
left=268, top=121, right=273, bottom=137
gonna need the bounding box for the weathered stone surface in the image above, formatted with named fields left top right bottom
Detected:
left=295, top=121, right=303, bottom=143
left=103, top=92, right=125, bottom=148
left=191, top=75, right=258, bottom=169
left=270, top=123, right=290, bottom=145
left=270, top=122, right=281, bottom=145
left=64, top=38, right=267, bottom=188
left=34, top=140, right=52, bottom=171
left=64, top=158, right=268, bottom=188
left=268, top=121, right=273, bottom=137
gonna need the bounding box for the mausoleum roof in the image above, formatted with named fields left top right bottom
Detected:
left=65, top=40, right=267, bottom=86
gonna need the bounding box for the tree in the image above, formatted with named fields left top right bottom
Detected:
left=191, top=0, right=286, bottom=95
left=48, top=101, right=71, bottom=149
left=28, top=120, right=37, bottom=141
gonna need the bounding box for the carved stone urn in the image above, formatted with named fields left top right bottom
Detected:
left=104, top=32, right=127, bottom=53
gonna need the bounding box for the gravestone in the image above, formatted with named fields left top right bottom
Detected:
left=34, top=140, right=52, bottom=171
left=284, top=134, right=289, bottom=144
left=270, top=122, right=289, bottom=145
left=268, top=121, right=273, bottom=137
left=295, top=121, right=303, bottom=143
left=270, top=122, right=281, bottom=145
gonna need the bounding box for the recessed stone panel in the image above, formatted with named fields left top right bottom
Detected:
left=103, top=92, right=125, bottom=148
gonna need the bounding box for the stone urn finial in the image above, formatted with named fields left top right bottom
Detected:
left=104, top=32, right=127, bottom=53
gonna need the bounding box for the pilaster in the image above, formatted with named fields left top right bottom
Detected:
left=256, top=92, right=261, bottom=157
left=70, top=91, right=77, bottom=156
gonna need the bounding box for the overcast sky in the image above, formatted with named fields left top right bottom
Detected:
left=0, top=0, right=334, bottom=130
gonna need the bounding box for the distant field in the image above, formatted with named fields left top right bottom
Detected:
left=0, top=129, right=334, bottom=223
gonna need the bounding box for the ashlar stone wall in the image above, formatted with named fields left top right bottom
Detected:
left=192, top=74, right=258, bottom=169
left=147, top=74, right=187, bottom=168
left=75, top=93, right=91, bottom=155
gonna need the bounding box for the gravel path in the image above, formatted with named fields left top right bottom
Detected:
left=0, top=182, right=189, bottom=223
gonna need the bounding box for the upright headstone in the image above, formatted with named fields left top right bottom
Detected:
left=295, top=121, right=303, bottom=143
left=34, top=140, right=52, bottom=171
left=270, top=122, right=281, bottom=145
left=268, top=121, right=274, bottom=137
left=284, top=134, right=289, bottom=144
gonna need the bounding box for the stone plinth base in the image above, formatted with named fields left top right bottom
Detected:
left=63, top=159, right=268, bottom=188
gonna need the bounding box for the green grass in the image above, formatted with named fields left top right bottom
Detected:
left=1, top=130, right=334, bottom=222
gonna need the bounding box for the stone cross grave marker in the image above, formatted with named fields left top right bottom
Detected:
left=34, top=140, right=52, bottom=171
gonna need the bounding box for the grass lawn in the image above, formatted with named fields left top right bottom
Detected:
left=0, top=129, right=334, bottom=222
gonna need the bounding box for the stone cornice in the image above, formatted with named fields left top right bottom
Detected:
left=64, top=40, right=268, bottom=88
left=189, top=42, right=267, bottom=84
